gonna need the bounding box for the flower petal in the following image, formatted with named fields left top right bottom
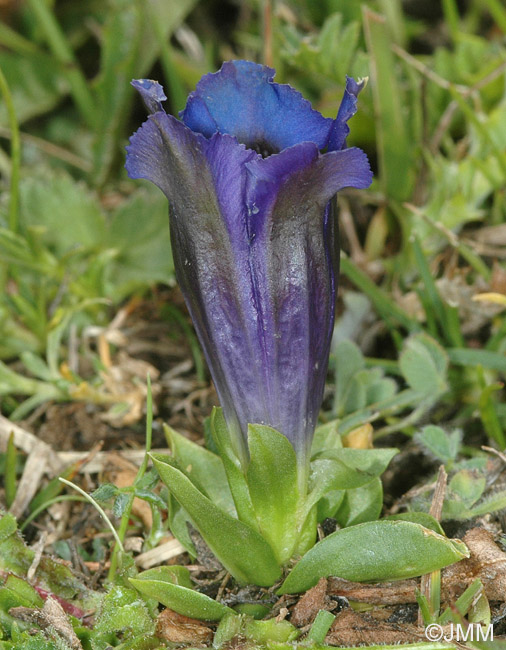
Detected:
left=327, top=76, right=366, bottom=152
left=181, top=60, right=333, bottom=152
left=131, top=79, right=167, bottom=114
left=238, top=145, right=371, bottom=457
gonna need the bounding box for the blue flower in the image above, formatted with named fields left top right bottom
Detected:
left=126, top=61, right=371, bottom=466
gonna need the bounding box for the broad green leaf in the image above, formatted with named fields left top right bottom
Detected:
left=151, top=453, right=281, bottom=586
left=165, top=424, right=235, bottom=516
left=246, top=424, right=300, bottom=565
left=317, top=490, right=345, bottom=522
left=210, top=408, right=256, bottom=528
left=335, top=477, right=383, bottom=527
left=399, top=333, right=448, bottom=396
left=342, top=373, right=368, bottom=414
left=279, top=520, right=469, bottom=594
left=415, top=425, right=461, bottom=465
left=366, top=373, right=397, bottom=405
left=130, top=569, right=233, bottom=621
left=385, top=512, right=446, bottom=536
left=313, top=448, right=398, bottom=489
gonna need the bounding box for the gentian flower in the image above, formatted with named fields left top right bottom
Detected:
left=126, top=61, right=371, bottom=469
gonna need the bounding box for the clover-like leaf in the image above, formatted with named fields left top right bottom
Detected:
left=399, top=333, right=448, bottom=396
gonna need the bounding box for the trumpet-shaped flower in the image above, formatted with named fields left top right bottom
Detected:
left=126, top=61, right=372, bottom=467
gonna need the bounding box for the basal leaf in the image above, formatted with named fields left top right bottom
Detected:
left=151, top=453, right=281, bottom=586
left=131, top=572, right=233, bottom=621
left=279, top=520, right=469, bottom=594
left=165, top=424, right=235, bottom=516
left=312, top=447, right=398, bottom=489
left=385, top=512, right=446, bottom=536
left=246, top=424, right=300, bottom=565
left=335, top=477, right=383, bottom=527
left=210, top=408, right=256, bottom=528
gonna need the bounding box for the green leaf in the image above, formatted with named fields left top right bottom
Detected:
left=469, top=490, right=506, bottom=518
left=316, top=490, right=345, bottom=522
left=399, top=333, right=448, bottom=396
left=151, top=453, right=281, bottom=586
left=412, top=236, right=464, bottom=348
left=313, top=448, right=398, bottom=489
left=130, top=567, right=233, bottom=621
left=165, top=424, right=235, bottom=516
left=210, top=408, right=256, bottom=528
left=94, top=585, right=154, bottom=637
left=415, top=425, right=462, bottom=464
left=335, top=477, right=383, bottom=527
left=448, top=347, right=506, bottom=373
left=215, top=613, right=299, bottom=647
left=91, top=483, right=120, bottom=503
left=385, top=512, right=446, bottom=536
left=279, top=520, right=469, bottom=594
left=246, top=424, right=300, bottom=565
left=311, top=420, right=342, bottom=457
left=131, top=565, right=193, bottom=589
